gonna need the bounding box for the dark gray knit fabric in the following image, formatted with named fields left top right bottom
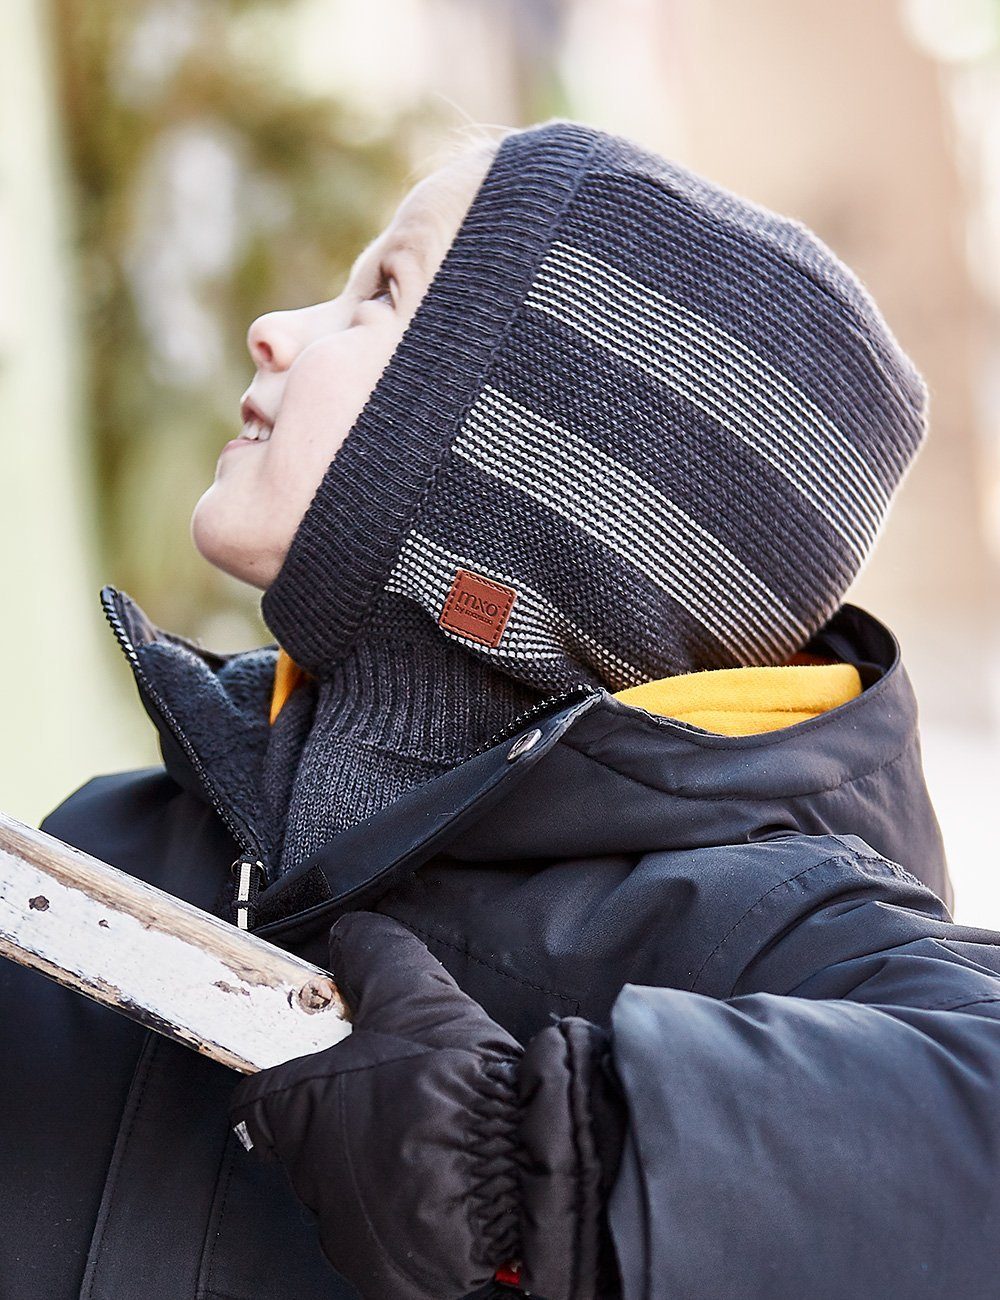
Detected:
left=260, top=117, right=930, bottom=870
left=258, top=669, right=318, bottom=869
left=273, top=593, right=538, bottom=873
left=264, top=118, right=928, bottom=698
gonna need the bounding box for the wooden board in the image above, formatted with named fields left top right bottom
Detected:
left=0, top=810, right=350, bottom=1073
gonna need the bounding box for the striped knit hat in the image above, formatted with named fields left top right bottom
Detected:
left=263, top=119, right=928, bottom=693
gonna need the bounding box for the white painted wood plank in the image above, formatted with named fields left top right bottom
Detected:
left=0, top=811, right=350, bottom=1073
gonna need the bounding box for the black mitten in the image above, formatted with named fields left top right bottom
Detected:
left=228, top=912, right=624, bottom=1300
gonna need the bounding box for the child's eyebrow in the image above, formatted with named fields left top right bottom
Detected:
left=382, top=217, right=439, bottom=270
left=354, top=214, right=440, bottom=279
left=389, top=236, right=427, bottom=263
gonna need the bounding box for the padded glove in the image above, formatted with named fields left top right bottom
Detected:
left=228, top=911, right=624, bottom=1300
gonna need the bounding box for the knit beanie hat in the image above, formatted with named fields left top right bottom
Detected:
left=258, top=117, right=929, bottom=872
left=262, top=118, right=928, bottom=701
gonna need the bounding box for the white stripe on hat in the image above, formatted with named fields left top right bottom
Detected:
left=454, top=385, right=808, bottom=665
left=386, top=530, right=643, bottom=689
left=527, top=241, right=888, bottom=565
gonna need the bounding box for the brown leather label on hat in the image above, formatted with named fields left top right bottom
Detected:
left=439, top=568, right=516, bottom=648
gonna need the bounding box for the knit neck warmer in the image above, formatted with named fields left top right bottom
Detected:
left=259, top=117, right=928, bottom=871
left=262, top=594, right=538, bottom=873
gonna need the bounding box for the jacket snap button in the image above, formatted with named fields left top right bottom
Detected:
left=507, top=728, right=542, bottom=761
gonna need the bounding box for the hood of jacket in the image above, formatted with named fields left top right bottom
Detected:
left=99, top=585, right=951, bottom=922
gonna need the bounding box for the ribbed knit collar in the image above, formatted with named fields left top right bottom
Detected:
left=271, top=592, right=540, bottom=872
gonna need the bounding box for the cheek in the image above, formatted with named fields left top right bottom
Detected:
left=271, top=327, right=398, bottom=497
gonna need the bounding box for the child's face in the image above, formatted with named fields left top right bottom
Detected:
left=190, top=154, right=491, bottom=589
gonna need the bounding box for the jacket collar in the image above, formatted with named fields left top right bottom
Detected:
left=101, top=586, right=949, bottom=931
left=101, top=586, right=276, bottom=865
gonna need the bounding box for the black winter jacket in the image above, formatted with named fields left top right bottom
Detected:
left=4, top=588, right=1000, bottom=1299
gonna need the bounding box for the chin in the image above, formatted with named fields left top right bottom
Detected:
left=190, top=487, right=279, bottom=590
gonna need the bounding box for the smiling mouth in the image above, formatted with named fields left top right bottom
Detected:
left=238, top=415, right=272, bottom=442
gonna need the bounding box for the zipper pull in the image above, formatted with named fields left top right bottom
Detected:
left=231, top=859, right=266, bottom=930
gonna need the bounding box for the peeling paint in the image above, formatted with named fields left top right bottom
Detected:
left=0, top=814, right=351, bottom=1073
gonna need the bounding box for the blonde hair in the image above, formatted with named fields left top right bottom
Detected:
left=408, top=122, right=520, bottom=237
left=416, top=121, right=519, bottom=178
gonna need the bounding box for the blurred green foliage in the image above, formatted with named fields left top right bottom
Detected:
left=50, top=0, right=441, bottom=641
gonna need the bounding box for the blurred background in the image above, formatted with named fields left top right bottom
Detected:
left=4, top=0, right=1000, bottom=920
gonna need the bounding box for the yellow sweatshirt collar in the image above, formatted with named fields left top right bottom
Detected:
left=614, top=662, right=862, bottom=735
left=270, top=649, right=308, bottom=725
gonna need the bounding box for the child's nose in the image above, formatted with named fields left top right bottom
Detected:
left=246, top=311, right=301, bottom=372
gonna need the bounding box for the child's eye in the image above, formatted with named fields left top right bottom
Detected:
left=367, top=267, right=395, bottom=306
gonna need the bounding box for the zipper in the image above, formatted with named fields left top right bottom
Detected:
left=101, top=587, right=269, bottom=926
left=232, top=858, right=266, bottom=930
left=471, top=684, right=601, bottom=758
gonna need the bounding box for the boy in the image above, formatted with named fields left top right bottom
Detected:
left=5, top=119, right=999, bottom=1300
